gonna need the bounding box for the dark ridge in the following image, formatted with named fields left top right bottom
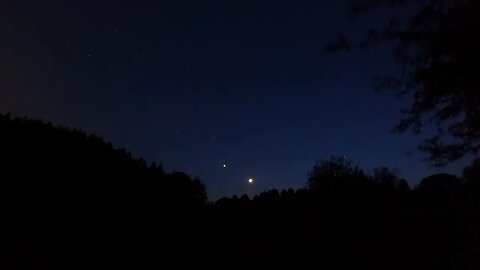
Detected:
left=2, top=115, right=480, bottom=269
left=0, top=114, right=207, bottom=269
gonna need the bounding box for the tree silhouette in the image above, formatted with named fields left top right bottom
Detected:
left=327, top=0, right=480, bottom=165
left=307, top=156, right=367, bottom=191
left=239, top=194, right=250, bottom=204
left=462, top=158, right=480, bottom=204
left=397, top=178, right=410, bottom=192
left=417, top=173, right=460, bottom=192
left=0, top=114, right=209, bottom=269
left=371, top=166, right=400, bottom=190
left=3, top=113, right=480, bottom=269
left=416, top=173, right=461, bottom=204
left=463, top=158, right=480, bottom=187
left=0, top=114, right=210, bottom=215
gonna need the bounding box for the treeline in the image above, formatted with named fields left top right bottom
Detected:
left=0, top=114, right=207, bottom=269
left=0, top=114, right=207, bottom=210
left=218, top=156, right=480, bottom=207
left=1, top=115, right=480, bottom=269
left=207, top=157, right=480, bottom=269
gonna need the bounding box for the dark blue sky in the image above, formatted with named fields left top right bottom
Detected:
left=0, top=0, right=469, bottom=199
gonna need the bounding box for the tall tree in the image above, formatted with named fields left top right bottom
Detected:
left=463, top=158, right=480, bottom=190
left=371, top=166, right=400, bottom=189
left=307, top=156, right=366, bottom=191
left=328, top=0, right=480, bottom=165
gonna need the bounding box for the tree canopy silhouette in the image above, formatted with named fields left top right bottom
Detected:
left=371, top=166, right=401, bottom=190
left=416, top=173, right=460, bottom=196
left=3, top=114, right=480, bottom=269
left=328, top=0, right=480, bottom=165
left=0, top=114, right=207, bottom=215
left=307, top=156, right=367, bottom=192
left=462, top=158, right=480, bottom=199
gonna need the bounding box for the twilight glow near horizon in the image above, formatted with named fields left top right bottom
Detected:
left=0, top=0, right=468, bottom=199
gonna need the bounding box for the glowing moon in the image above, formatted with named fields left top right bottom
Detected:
left=223, top=164, right=227, bottom=168
left=248, top=178, right=254, bottom=184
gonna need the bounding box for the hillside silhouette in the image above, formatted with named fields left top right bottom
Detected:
left=0, top=114, right=207, bottom=269
left=1, top=114, right=480, bottom=269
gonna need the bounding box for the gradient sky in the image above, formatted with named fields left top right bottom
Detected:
left=0, top=0, right=470, bottom=200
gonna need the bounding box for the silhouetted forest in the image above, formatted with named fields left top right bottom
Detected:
left=0, top=114, right=206, bottom=269
left=1, top=114, right=480, bottom=269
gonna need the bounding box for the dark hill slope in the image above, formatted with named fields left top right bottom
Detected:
left=0, top=114, right=206, bottom=269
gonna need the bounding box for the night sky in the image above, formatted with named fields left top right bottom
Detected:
left=0, top=0, right=468, bottom=199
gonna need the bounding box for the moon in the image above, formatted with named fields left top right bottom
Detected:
left=248, top=178, right=254, bottom=184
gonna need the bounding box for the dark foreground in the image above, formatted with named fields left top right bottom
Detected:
left=1, top=115, right=480, bottom=269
